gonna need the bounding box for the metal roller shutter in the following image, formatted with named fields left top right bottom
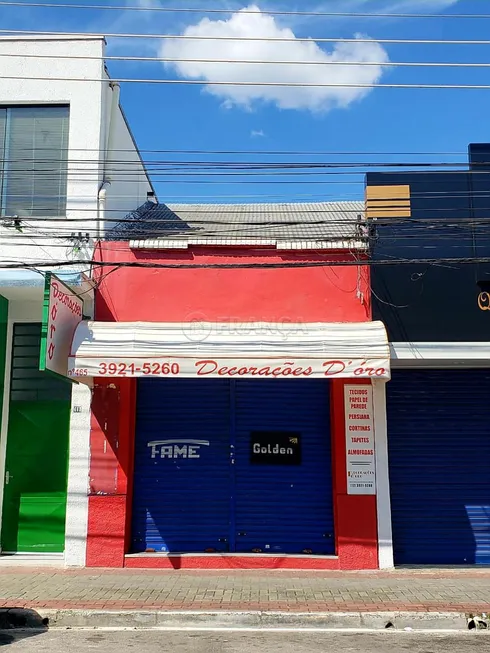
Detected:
left=234, top=379, right=334, bottom=555
left=131, top=378, right=231, bottom=553
left=387, top=369, right=490, bottom=565
left=132, top=378, right=334, bottom=554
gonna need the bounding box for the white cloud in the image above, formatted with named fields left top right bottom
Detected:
left=251, top=129, right=266, bottom=137
left=160, top=5, right=389, bottom=113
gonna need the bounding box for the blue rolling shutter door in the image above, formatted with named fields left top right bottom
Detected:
left=131, top=379, right=231, bottom=553
left=234, top=379, right=334, bottom=555
left=387, top=370, right=490, bottom=565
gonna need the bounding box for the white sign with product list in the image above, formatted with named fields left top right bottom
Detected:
left=345, top=385, right=376, bottom=495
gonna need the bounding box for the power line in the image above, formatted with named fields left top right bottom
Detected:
left=0, top=1, right=488, bottom=20
left=9, top=204, right=490, bottom=217
left=6, top=217, right=490, bottom=232
left=2, top=243, right=487, bottom=250
left=0, top=157, right=484, bottom=168
left=2, top=51, right=490, bottom=68
left=5, top=220, right=490, bottom=240
left=0, top=226, right=473, bottom=236
left=0, top=230, right=433, bottom=241
left=0, top=165, right=469, bottom=172
left=0, top=158, right=478, bottom=166
left=0, top=167, right=460, bottom=174
left=3, top=226, right=489, bottom=237
left=1, top=238, right=487, bottom=249
left=3, top=28, right=490, bottom=46
left=2, top=257, right=490, bottom=270
left=1, top=179, right=365, bottom=185
left=0, top=144, right=470, bottom=155
left=3, top=186, right=490, bottom=199
left=4, top=74, right=490, bottom=89
left=2, top=191, right=367, bottom=200
left=7, top=199, right=490, bottom=215
left=3, top=221, right=490, bottom=235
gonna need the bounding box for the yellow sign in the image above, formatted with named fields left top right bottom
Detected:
left=478, top=292, right=490, bottom=311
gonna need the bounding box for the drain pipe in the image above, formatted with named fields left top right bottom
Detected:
left=97, top=81, right=121, bottom=238
left=97, top=181, right=111, bottom=238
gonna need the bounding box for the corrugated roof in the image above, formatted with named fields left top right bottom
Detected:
left=111, top=200, right=367, bottom=249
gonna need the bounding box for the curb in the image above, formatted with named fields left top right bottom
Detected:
left=23, top=609, right=484, bottom=631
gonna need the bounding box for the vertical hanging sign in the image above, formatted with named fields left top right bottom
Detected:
left=345, top=385, right=376, bottom=495
left=40, top=273, right=84, bottom=379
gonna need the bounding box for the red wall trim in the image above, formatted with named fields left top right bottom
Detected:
left=125, top=555, right=341, bottom=570
left=331, top=380, right=378, bottom=570
left=87, top=496, right=126, bottom=568
left=124, top=380, right=137, bottom=553
left=86, top=378, right=136, bottom=567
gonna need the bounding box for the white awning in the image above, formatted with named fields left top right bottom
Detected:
left=68, top=321, right=390, bottom=381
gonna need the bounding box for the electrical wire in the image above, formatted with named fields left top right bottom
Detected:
left=7, top=223, right=488, bottom=235
left=8, top=203, right=490, bottom=218
left=3, top=212, right=490, bottom=224
left=0, top=146, right=470, bottom=155
left=2, top=226, right=489, bottom=237
left=4, top=220, right=490, bottom=236
left=2, top=257, right=490, bottom=270
left=0, top=158, right=481, bottom=167
left=2, top=233, right=489, bottom=245
left=4, top=28, right=490, bottom=46
left=3, top=74, right=490, bottom=89
left=2, top=51, right=490, bottom=68
left=0, top=1, right=488, bottom=20
left=7, top=205, right=490, bottom=217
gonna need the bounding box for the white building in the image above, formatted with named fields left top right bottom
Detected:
left=0, top=36, right=154, bottom=565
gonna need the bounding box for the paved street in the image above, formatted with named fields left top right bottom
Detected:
left=1, top=567, right=490, bottom=613
left=1, top=630, right=490, bottom=652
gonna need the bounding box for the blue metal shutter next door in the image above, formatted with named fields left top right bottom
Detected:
left=131, top=379, right=231, bottom=553
left=234, top=379, right=334, bottom=555
left=387, top=369, right=490, bottom=565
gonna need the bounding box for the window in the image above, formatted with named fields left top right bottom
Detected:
left=10, top=323, right=71, bottom=402
left=0, top=106, right=69, bottom=218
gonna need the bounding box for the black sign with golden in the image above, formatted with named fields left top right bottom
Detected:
left=250, top=432, right=301, bottom=465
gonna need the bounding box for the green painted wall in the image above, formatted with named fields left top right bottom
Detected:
left=1, top=400, right=70, bottom=552
left=0, top=295, right=8, bottom=430
left=1, top=323, right=71, bottom=553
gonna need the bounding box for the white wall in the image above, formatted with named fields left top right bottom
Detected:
left=0, top=37, right=151, bottom=565
left=0, top=36, right=153, bottom=265
left=0, top=37, right=106, bottom=267
left=104, top=84, right=154, bottom=230
left=64, top=381, right=92, bottom=567
left=373, top=379, right=394, bottom=569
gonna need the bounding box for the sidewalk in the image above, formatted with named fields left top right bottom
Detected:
left=1, top=566, right=490, bottom=614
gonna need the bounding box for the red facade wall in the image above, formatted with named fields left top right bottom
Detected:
left=93, top=242, right=370, bottom=323
left=86, top=242, right=378, bottom=569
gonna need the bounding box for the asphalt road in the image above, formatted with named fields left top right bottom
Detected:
left=1, top=630, right=490, bottom=652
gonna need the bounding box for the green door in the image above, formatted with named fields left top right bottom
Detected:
left=1, top=323, right=71, bottom=553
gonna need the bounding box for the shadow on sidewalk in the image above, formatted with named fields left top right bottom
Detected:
left=0, top=609, right=49, bottom=647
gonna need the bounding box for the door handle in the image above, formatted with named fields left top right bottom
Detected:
left=5, top=471, right=13, bottom=485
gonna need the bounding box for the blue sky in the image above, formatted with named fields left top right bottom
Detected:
left=1, top=0, right=489, bottom=203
